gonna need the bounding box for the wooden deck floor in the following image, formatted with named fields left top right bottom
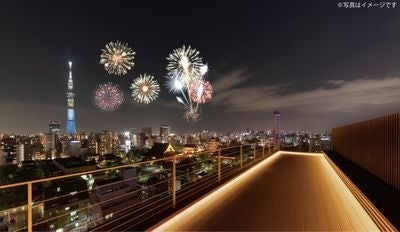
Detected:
left=151, top=152, right=379, bottom=231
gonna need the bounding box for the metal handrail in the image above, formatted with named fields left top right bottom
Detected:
left=0, top=143, right=272, bottom=232
left=0, top=143, right=261, bottom=190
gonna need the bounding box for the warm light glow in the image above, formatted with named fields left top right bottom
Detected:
left=150, top=151, right=282, bottom=231
left=112, top=55, right=121, bottom=62
left=150, top=151, right=380, bottom=231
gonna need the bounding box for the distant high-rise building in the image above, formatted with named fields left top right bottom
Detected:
left=76, top=132, right=87, bottom=141
left=130, top=133, right=139, bottom=147
left=159, top=124, right=170, bottom=137
left=0, top=149, right=6, bottom=166
left=16, top=143, right=24, bottom=163
left=273, top=111, right=281, bottom=149
left=197, top=131, right=209, bottom=142
left=65, top=139, right=82, bottom=157
left=66, top=61, right=77, bottom=136
left=89, top=131, right=116, bottom=155
left=49, top=120, right=61, bottom=134
left=320, top=135, right=332, bottom=151
left=0, top=136, right=16, bottom=157
left=44, top=133, right=55, bottom=152
left=142, top=127, right=152, bottom=136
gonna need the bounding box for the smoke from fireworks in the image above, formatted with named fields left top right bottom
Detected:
left=100, top=41, right=135, bottom=76
left=130, top=74, right=160, bottom=104
left=190, top=79, right=213, bottom=104
left=184, top=107, right=200, bottom=122
left=94, top=82, right=124, bottom=111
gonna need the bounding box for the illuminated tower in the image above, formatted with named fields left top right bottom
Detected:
left=273, top=111, right=281, bottom=150
left=66, top=61, right=77, bottom=136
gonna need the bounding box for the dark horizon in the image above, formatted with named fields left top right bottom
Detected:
left=1, top=1, right=400, bottom=134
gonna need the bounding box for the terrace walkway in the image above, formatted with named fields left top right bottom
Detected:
left=151, top=152, right=386, bottom=231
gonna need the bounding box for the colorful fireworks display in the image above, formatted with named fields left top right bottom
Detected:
left=94, top=42, right=213, bottom=122
left=94, top=82, right=124, bottom=111
left=100, top=41, right=135, bottom=76
left=130, top=74, right=160, bottom=104
left=166, top=45, right=213, bottom=122
left=166, top=45, right=203, bottom=84
left=189, top=79, right=213, bottom=104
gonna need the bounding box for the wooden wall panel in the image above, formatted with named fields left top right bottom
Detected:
left=332, top=113, right=400, bottom=190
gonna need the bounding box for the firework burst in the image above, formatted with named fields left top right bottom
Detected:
left=93, top=82, right=124, bottom=111
left=100, top=41, right=135, bottom=76
left=166, top=45, right=203, bottom=84
left=200, top=64, right=208, bottom=76
left=165, top=45, right=213, bottom=122
left=189, top=79, right=213, bottom=104
left=130, top=74, right=160, bottom=104
left=165, top=73, right=186, bottom=94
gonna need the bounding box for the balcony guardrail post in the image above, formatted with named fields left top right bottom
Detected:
left=172, top=157, right=176, bottom=209
left=263, top=144, right=265, bottom=157
left=253, top=145, right=256, bottom=161
left=240, top=145, right=243, bottom=168
left=27, top=182, right=32, bottom=232
left=218, top=149, right=221, bottom=183
left=1, top=147, right=289, bottom=232
left=268, top=142, right=271, bottom=153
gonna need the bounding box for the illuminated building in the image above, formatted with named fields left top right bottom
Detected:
left=122, top=131, right=131, bottom=153
left=143, top=143, right=177, bottom=160
left=98, top=131, right=115, bottom=155
left=159, top=124, right=170, bottom=137
left=16, top=143, right=24, bottom=163
left=43, top=177, right=89, bottom=232
left=320, top=134, right=332, bottom=151
left=75, top=132, right=87, bottom=141
left=207, top=137, right=218, bottom=152
left=49, top=120, right=61, bottom=134
left=64, top=139, right=82, bottom=157
left=196, top=131, right=209, bottom=142
left=273, top=111, right=281, bottom=149
left=0, top=150, right=6, bottom=166
left=0, top=136, right=16, bottom=158
left=142, top=127, right=152, bottom=136
left=86, top=131, right=117, bottom=155
left=87, top=168, right=138, bottom=228
left=66, top=61, right=77, bottom=136
left=182, top=144, right=198, bottom=154
left=0, top=204, right=44, bottom=231
left=44, top=133, right=56, bottom=155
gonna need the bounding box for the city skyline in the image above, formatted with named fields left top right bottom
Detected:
left=1, top=1, right=400, bottom=134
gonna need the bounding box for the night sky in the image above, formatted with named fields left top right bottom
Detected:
left=1, top=1, right=400, bottom=134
